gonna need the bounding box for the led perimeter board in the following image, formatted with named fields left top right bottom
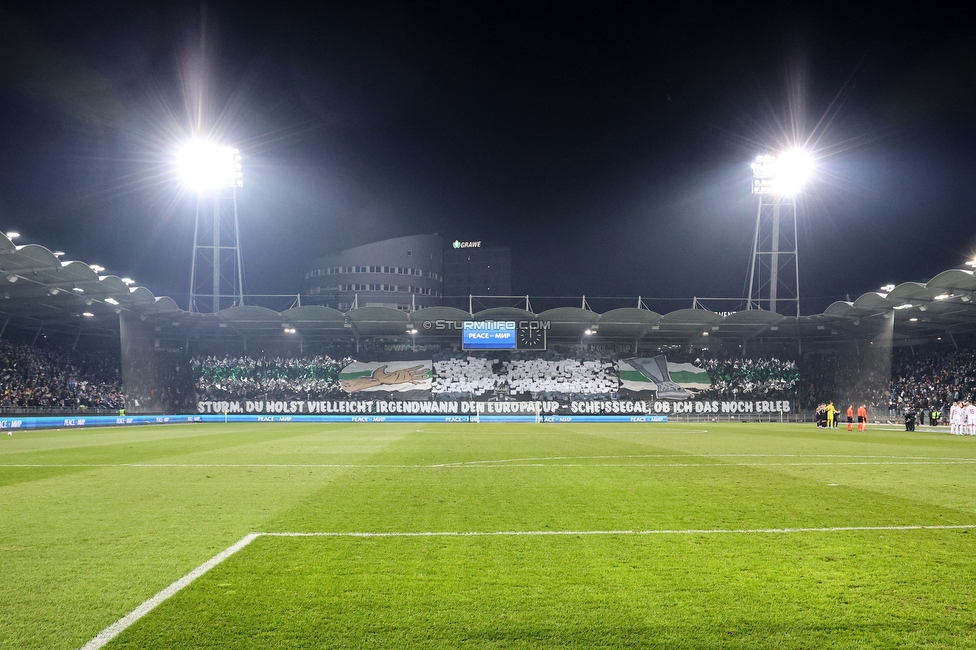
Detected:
left=462, top=320, right=547, bottom=350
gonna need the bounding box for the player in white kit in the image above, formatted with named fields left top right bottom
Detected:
left=967, top=402, right=976, bottom=435
left=950, top=402, right=961, bottom=435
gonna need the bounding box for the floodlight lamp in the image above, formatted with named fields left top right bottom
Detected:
left=72, top=287, right=84, bottom=293
left=910, top=317, right=918, bottom=322
left=121, top=277, right=134, bottom=285
left=283, top=327, right=297, bottom=334
left=6, top=274, right=17, bottom=283
left=880, top=284, right=896, bottom=293
left=105, top=297, right=119, bottom=305
left=89, top=264, right=104, bottom=273
left=894, top=303, right=913, bottom=310
left=751, top=149, right=813, bottom=195
left=82, top=312, right=94, bottom=317
left=177, top=140, right=243, bottom=190
left=52, top=250, right=65, bottom=257
left=934, top=293, right=951, bottom=300
left=5, top=231, right=19, bottom=239
left=775, top=149, right=813, bottom=195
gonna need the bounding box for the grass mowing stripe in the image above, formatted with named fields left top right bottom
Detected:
left=80, top=534, right=260, bottom=650
left=6, top=459, right=976, bottom=469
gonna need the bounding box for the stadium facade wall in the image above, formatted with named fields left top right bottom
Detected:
left=302, top=234, right=443, bottom=311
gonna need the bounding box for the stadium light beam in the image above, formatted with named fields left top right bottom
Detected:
left=751, top=149, right=813, bottom=197
left=177, top=141, right=243, bottom=191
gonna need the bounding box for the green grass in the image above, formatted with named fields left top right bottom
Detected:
left=2, top=422, right=976, bottom=648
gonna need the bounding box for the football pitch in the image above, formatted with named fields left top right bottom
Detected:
left=2, top=421, right=976, bottom=649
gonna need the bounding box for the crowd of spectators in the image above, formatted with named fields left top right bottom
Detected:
left=432, top=352, right=620, bottom=400
left=802, top=352, right=890, bottom=412
left=0, top=340, right=123, bottom=410
left=16, top=338, right=972, bottom=415
left=192, top=354, right=354, bottom=401
left=500, top=356, right=618, bottom=400
left=888, top=343, right=976, bottom=413
left=432, top=357, right=498, bottom=397
left=190, top=350, right=806, bottom=402
left=693, top=356, right=799, bottom=401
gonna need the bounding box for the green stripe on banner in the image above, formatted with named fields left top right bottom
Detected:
left=669, top=370, right=711, bottom=384
left=618, top=370, right=653, bottom=383
left=338, top=371, right=374, bottom=380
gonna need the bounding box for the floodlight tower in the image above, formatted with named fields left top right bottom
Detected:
left=179, top=141, right=245, bottom=313
left=747, top=150, right=811, bottom=317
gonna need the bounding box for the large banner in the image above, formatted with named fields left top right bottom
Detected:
left=196, top=398, right=792, bottom=415
left=191, top=353, right=799, bottom=415
left=338, top=361, right=432, bottom=394
left=618, top=356, right=711, bottom=398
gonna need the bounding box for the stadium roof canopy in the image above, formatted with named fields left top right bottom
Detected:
left=0, top=233, right=179, bottom=340
left=2, top=232, right=976, bottom=348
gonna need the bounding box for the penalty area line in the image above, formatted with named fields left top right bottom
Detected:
left=80, top=533, right=259, bottom=650
left=81, top=523, right=976, bottom=649
left=263, top=524, right=976, bottom=538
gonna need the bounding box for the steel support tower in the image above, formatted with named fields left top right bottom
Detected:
left=189, top=186, right=245, bottom=313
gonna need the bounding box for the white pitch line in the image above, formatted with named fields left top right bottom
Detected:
left=430, top=452, right=976, bottom=467
left=0, top=463, right=420, bottom=469
left=79, top=533, right=260, bottom=650
left=263, top=524, right=976, bottom=538
left=80, top=523, right=976, bottom=649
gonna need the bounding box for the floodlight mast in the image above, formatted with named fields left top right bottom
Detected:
left=181, top=142, right=245, bottom=313
left=746, top=151, right=808, bottom=317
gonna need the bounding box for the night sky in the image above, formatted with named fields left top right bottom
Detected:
left=1, top=2, right=975, bottom=314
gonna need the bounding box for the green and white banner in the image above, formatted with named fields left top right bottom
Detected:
left=618, top=358, right=711, bottom=392
left=339, top=361, right=433, bottom=393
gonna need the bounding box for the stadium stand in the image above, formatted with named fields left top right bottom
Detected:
left=499, top=355, right=619, bottom=399
left=693, top=356, right=800, bottom=400
left=3, top=337, right=974, bottom=418
left=890, top=343, right=976, bottom=412
left=431, top=356, right=499, bottom=397
left=0, top=340, right=123, bottom=411
left=186, top=350, right=813, bottom=403
left=192, top=354, right=352, bottom=401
